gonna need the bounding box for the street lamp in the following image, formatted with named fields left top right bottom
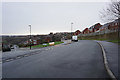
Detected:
left=29, top=24, right=31, bottom=49
left=71, top=22, right=73, bottom=39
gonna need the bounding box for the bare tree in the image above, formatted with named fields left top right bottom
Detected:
left=100, top=0, right=120, bottom=22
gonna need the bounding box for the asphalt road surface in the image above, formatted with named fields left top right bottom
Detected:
left=3, top=40, right=110, bottom=78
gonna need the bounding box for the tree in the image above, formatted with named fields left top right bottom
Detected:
left=100, top=0, right=120, bottom=22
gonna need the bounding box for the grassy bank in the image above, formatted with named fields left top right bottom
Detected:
left=31, top=41, right=64, bottom=48
left=78, top=32, right=120, bottom=44
left=79, top=38, right=120, bottom=44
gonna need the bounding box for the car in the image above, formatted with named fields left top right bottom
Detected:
left=2, top=44, right=11, bottom=52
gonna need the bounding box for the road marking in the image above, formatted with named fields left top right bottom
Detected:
left=97, top=42, right=117, bottom=80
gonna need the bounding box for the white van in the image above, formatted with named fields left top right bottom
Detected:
left=72, top=36, right=78, bottom=42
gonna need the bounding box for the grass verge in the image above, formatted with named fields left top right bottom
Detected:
left=79, top=39, right=120, bottom=45
left=108, top=39, right=120, bottom=44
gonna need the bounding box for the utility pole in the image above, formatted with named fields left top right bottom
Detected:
left=71, top=22, right=73, bottom=39
left=29, top=25, right=31, bottom=49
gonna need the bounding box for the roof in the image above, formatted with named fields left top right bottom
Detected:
left=89, top=23, right=101, bottom=29
left=112, top=18, right=120, bottom=23
left=99, top=23, right=110, bottom=29
left=82, top=28, right=89, bottom=32
left=75, top=30, right=81, bottom=33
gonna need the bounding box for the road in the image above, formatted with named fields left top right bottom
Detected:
left=3, top=40, right=110, bottom=78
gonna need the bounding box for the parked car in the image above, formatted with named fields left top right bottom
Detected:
left=2, top=44, right=11, bottom=52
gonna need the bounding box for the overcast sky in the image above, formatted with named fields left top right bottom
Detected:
left=2, top=1, right=110, bottom=35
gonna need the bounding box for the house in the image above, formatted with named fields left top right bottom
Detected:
left=89, top=23, right=102, bottom=33
left=99, top=18, right=120, bottom=31
left=89, top=26, right=94, bottom=33
left=24, top=36, right=41, bottom=46
left=32, top=36, right=41, bottom=45
left=94, top=23, right=102, bottom=32
left=108, top=19, right=120, bottom=30
left=99, top=23, right=110, bottom=31
left=32, top=39, right=40, bottom=45
left=45, top=35, right=52, bottom=43
left=82, top=28, right=89, bottom=34
left=75, top=30, right=81, bottom=35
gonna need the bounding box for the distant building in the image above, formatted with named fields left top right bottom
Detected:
left=108, top=19, right=120, bottom=30
left=75, top=30, right=81, bottom=35
left=89, top=26, right=94, bottom=33
left=99, top=23, right=110, bottom=31
left=82, top=28, right=89, bottom=34
left=45, top=35, right=52, bottom=43
left=94, top=23, right=102, bottom=32
left=89, top=23, right=102, bottom=33
left=99, top=19, right=120, bottom=31
left=24, top=36, right=41, bottom=46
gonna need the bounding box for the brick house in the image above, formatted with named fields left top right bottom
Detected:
left=45, top=35, right=52, bottom=43
left=82, top=28, right=89, bottom=34
left=94, top=23, right=102, bottom=32
left=89, top=26, right=94, bottom=33
left=75, top=30, right=81, bottom=35
left=99, top=23, right=110, bottom=31
left=32, top=39, right=40, bottom=45
left=23, top=36, right=41, bottom=46
left=108, top=19, right=120, bottom=31
left=29, top=38, right=40, bottom=45
left=89, top=23, right=102, bottom=33
left=99, top=19, right=120, bottom=31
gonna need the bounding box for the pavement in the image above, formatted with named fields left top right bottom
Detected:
left=2, top=47, right=49, bottom=63
left=2, top=40, right=110, bottom=78
left=61, top=40, right=72, bottom=45
left=95, top=40, right=119, bottom=79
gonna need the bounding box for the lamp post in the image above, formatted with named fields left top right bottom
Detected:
left=71, top=22, right=73, bottom=39
left=29, top=24, right=31, bottom=49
